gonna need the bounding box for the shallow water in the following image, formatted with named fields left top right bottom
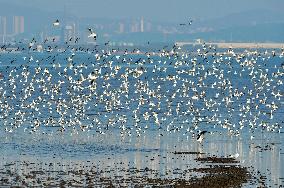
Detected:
left=0, top=48, right=283, bottom=186
left=0, top=130, right=283, bottom=187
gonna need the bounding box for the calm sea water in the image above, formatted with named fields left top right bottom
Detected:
left=0, top=49, right=283, bottom=187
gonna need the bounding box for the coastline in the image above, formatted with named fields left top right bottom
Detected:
left=175, top=42, right=284, bottom=49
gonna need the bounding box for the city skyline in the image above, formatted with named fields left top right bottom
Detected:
left=0, top=12, right=283, bottom=45
left=0, top=0, right=283, bottom=44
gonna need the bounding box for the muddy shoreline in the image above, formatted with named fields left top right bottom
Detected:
left=0, top=152, right=262, bottom=187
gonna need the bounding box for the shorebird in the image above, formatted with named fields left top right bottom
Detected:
left=229, top=153, right=240, bottom=159
left=88, top=72, right=98, bottom=84
left=53, top=19, right=60, bottom=27
left=88, top=28, right=97, bottom=40
left=196, top=131, right=207, bottom=143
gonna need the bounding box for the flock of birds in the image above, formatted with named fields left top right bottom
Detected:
left=53, top=19, right=97, bottom=40
left=0, top=20, right=283, bottom=141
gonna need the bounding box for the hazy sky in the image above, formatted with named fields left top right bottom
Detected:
left=1, top=0, right=283, bottom=22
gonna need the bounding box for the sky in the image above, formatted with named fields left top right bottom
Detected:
left=1, top=0, right=284, bottom=22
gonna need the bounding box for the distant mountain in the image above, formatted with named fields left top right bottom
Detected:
left=195, top=9, right=284, bottom=30
left=204, top=23, right=284, bottom=42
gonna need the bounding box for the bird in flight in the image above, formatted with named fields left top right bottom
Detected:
left=53, top=19, right=60, bottom=27
left=196, top=131, right=207, bottom=143
left=88, top=28, right=97, bottom=40
left=179, top=19, right=193, bottom=26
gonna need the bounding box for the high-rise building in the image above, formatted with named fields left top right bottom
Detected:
left=145, top=22, right=152, bottom=32
left=13, top=16, right=19, bottom=34
left=0, top=16, right=7, bottom=43
left=0, top=16, right=7, bottom=35
left=118, top=23, right=124, bottom=33
left=64, top=23, right=76, bottom=44
left=140, top=17, right=144, bottom=33
left=20, top=16, right=24, bottom=33
left=131, top=21, right=139, bottom=33
left=13, top=16, right=24, bottom=35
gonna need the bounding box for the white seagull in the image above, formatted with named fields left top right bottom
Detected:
left=53, top=19, right=60, bottom=27
left=88, top=28, right=97, bottom=40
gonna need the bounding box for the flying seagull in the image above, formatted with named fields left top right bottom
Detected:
left=53, top=19, right=60, bottom=27
left=196, top=131, right=207, bottom=143
left=88, top=28, right=97, bottom=40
